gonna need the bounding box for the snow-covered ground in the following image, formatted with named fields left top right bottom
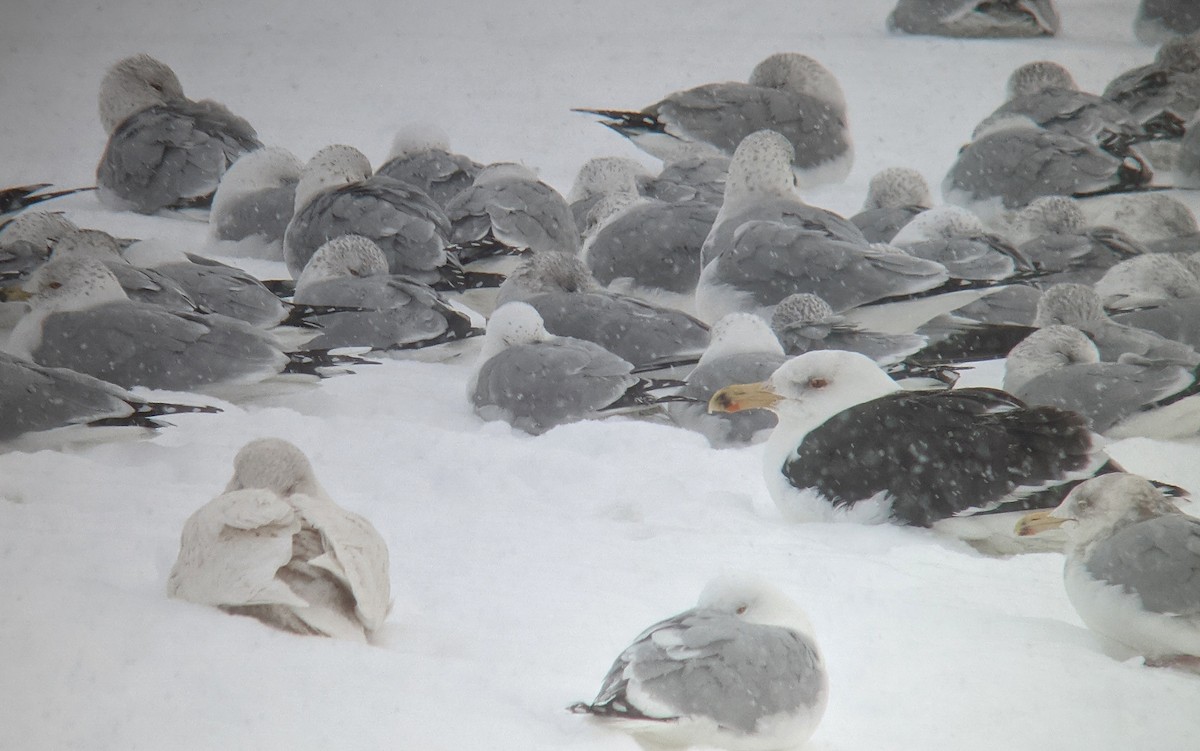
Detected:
left=3, top=1, right=1200, bottom=749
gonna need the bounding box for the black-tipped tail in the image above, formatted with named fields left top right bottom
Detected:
left=261, top=278, right=297, bottom=298
left=89, top=400, right=222, bottom=429
left=0, top=184, right=96, bottom=216
left=447, top=231, right=531, bottom=266
left=283, top=349, right=379, bottom=377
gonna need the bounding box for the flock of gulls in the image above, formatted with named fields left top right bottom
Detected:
left=7, top=0, right=1200, bottom=748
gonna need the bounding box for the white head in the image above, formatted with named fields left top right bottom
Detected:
left=1003, top=325, right=1100, bottom=392
left=1013, top=195, right=1085, bottom=239
left=1006, top=61, right=1077, bottom=99
left=1021, top=474, right=1179, bottom=553
left=473, top=162, right=539, bottom=187
left=1034, top=284, right=1108, bottom=328
left=569, top=156, right=646, bottom=202
left=723, top=130, right=797, bottom=209
left=297, top=234, right=390, bottom=292
left=224, top=437, right=323, bottom=497
left=581, top=191, right=640, bottom=240
left=1094, top=254, right=1200, bottom=309
left=697, top=573, right=817, bottom=635
left=770, top=293, right=837, bottom=336
left=121, top=237, right=191, bottom=268
left=386, top=122, right=452, bottom=160
left=16, top=255, right=128, bottom=313
left=749, top=53, right=846, bottom=112
left=863, top=167, right=931, bottom=211
left=294, top=145, right=373, bottom=212
left=98, top=54, right=185, bottom=134
left=495, top=252, right=598, bottom=307
left=211, top=146, right=302, bottom=218
left=0, top=211, right=80, bottom=253
left=699, top=313, right=783, bottom=366
left=48, top=228, right=125, bottom=262
left=479, top=301, right=553, bottom=362
left=891, top=205, right=985, bottom=245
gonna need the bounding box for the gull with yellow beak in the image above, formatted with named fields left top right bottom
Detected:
left=1016, top=473, right=1200, bottom=669
left=709, top=350, right=1114, bottom=550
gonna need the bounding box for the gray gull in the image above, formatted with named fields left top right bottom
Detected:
left=887, top=0, right=1060, bottom=38
left=375, top=124, right=483, bottom=210
left=209, top=146, right=302, bottom=255
left=849, top=167, right=932, bottom=244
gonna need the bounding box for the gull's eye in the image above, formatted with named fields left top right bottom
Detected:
left=736, top=605, right=748, bottom=615
left=807, top=377, right=828, bottom=389
left=47, top=281, right=63, bottom=290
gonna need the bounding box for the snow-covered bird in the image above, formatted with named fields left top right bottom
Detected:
left=375, top=124, right=483, bottom=210
left=887, top=0, right=1060, bottom=38
left=575, top=53, right=853, bottom=187
left=168, top=437, right=391, bottom=642
left=570, top=574, right=828, bottom=751
left=96, top=54, right=262, bottom=214
left=849, top=167, right=933, bottom=244
left=209, top=146, right=302, bottom=255
left=1016, top=473, right=1200, bottom=669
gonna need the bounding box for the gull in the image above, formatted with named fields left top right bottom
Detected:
left=849, top=167, right=933, bottom=244
left=375, top=124, right=483, bottom=209
left=210, top=146, right=302, bottom=255
left=887, top=0, right=1060, bottom=38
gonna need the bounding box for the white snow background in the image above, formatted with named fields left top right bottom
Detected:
left=3, top=0, right=1200, bottom=748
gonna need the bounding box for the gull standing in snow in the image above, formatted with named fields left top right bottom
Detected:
left=496, top=252, right=709, bottom=366
left=470, top=302, right=681, bottom=435
left=284, top=145, right=453, bottom=285
left=570, top=574, right=827, bottom=751
left=169, top=437, right=390, bottom=643
left=96, top=54, right=262, bottom=214
left=1004, top=325, right=1200, bottom=439
left=849, top=167, right=933, bottom=244
left=666, top=313, right=786, bottom=447
left=0, top=256, right=363, bottom=394
left=576, top=53, right=853, bottom=187
left=708, top=350, right=1112, bottom=551
left=293, top=235, right=481, bottom=352
left=375, top=124, right=484, bottom=210
left=209, top=146, right=302, bottom=255
left=887, top=0, right=1060, bottom=38
left=1016, top=473, right=1200, bottom=669
left=444, top=162, right=580, bottom=261
left=943, top=119, right=1153, bottom=221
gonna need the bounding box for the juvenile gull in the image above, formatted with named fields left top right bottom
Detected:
left=666, top=314, right=786, bottom=447
left=888, top=0, right=1060, bottom=38
left=1004, top=325, right=1200, bottom=438
left=0, top=350, right=219, bottom=444
left=709, top=350, right=1112, bottom=550
left=2, top=256, right=361, bottom=394
left=169, top=438, right=390, bottom=642
left=284, top=145, right=453, bottom=285
left=849, top=167, right=932, bottom=244
left=470, top=302, right=681, bottom=435
left=570, top=574, right=827, bottom=751
left=576, top=53, right=853, bottom=187
left=497, top=252, right=709, bottom=366
left=96, top=54, right=262, bottom=214
left=375, top=124, right=483, bottom=209
left=1017, top=473, right=1200, bottom=668
left=444, top=163, right=579, bottom=260
left=293, top=235, right=481, bottom=351
left=209, top=146, right=302, bottom=254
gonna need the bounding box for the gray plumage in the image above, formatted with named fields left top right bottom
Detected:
left=1087, top=513, right=1200, bottom=615
left=1136, top=0, right=1200, bottom=46
left=850, top=168, right=932, bottom=244
left=643, top=153, right=730, bottom=205
left=210, top=147, right=302, bottom=247
left=96, top=55, right=262, bottom=214
left=943, top=123, right=1151, bottom=215
left=1012, top=197, right=1148, bottom=288
left=50, top=229, right=200, bottom=314
left=584, top=197, right=717, bottom=296
left=891, top=206, right=1030, bottom=282
left=376, top=144, right=482, bottom=210
left=771, top=293, right=926, bottom=364
left=445, top=163, right=579, bottom=254
left=888, top=0, right=1060, bottom=38
left=1112, top=299, right=1200, bottom=351
left=1103, top=36, right=1200, bottom=128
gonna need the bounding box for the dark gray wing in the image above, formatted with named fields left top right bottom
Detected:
left=103, top=261, right=199, bottom=313
left=702, top=197, right=865, bottom=266
left=987, top=89, right=1144, bottom=145
left=33, top=302, right=285, bottom=391
left=1086, top=514, right=1200, bottom=615
left=1019, top=231, right=1143, bottom=287
left=157, top=257, right=287, bottom=327
left=213, top=184, right=297, bottom=243
left=586, top=199, right=715, bottom=294
left=1104, top=64, right=1200, bottom=126
left=97, top=101, right=262, bottom=214
left=643, top=154, right=729, bottom=204
left=588, top=608, right=823, bottom=733
left=446, top=179, right=579, bottom=254
left=1112, top=301, right=1200, bottom=350
left=0, top=351, right=135, bottom=440
left=376, top=149, right=482, bottom=209
left=284, top=176, right=450, bottom=282
left=782, top=388, right=1099, bottom=526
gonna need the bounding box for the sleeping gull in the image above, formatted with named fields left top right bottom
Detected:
left=470, top=302, right=681, bottom=435
left=570, top=574, right=827, bottom=751
left=209, top=146, right=302, bottom=255
left=1103, top=35, right=1200, bottom=135
left=0, top=350, right=219, bottom=444
left=1010, top=196, right=1147, bottom=287
left=576, top=53, right=852, bottom=187
left=444, top=163, right=579, bottom=261
left=708, top=350, right=1113, bottom=551
left=943, top=119, right=1153, bottom=220
left=887, top=0, right=1060, bottom=38
left=0, top=210, right=79, bottom=285
left=284, top=145, right=453, bottom=285
left=890, top=205, right=1032, bottom=281
left=1109, top=299, right=1200, bottom=352
left=1003, top=325, right=1200, bottom=438
left=849, top=167, right=932, bottom=244
left=293, top=235, right=481, bottom=351
left=770, top=293, right=927, bottom=365
left=567, top=156, right=650, bottom=230
left=665, top=313, right=786, bottom=447
left=168, top=437, right=390, bottom=642
left=96, top=54, right=262, bottom=214
left=642, top=152, right=730, bottom=205
left=496, top=252, right=709, bottom=366
left=701, top=130, right=865, bottom=268
left=1136, top=1, right=1200, bottom=46
left=1016, top=473, right=1200, bottom=669
left=49, top=228, right=200, bottom=314
left=1, top=256, right=365, bottom=394
left=1093, top=252, right=1200, bottom=309
left=1076, top=192, right=1199, bottom=250
left=374, top=124, right=483, bottom=209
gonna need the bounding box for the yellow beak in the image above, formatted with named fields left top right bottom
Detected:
left=0, top=285, right=31, bottom=302
left=708, top=381, right=783, bottom=414
left=1015, top=510, right=1069, bottom=537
